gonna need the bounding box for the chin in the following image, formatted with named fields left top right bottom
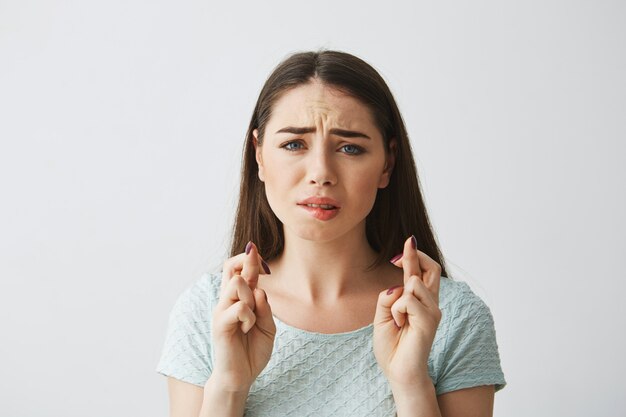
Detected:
left=286, top=224, right=341, bottom=243
left=284, top=216, right=368, bottom=244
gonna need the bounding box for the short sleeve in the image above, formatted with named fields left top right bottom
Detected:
left=435, top=282, right=507, bottom=395
left=155, top=273, right=215, bottom=387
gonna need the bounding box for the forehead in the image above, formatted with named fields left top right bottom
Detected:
left=267, top=81, right=377, bottom=130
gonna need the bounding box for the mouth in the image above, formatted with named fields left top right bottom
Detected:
left=300, top=203, right=338, bottom=210
left=297, top=196, right=342, bottom=207
left=298, top=204, right=341, bottom=221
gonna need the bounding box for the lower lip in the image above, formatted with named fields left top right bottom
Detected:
left=298, top=205, right=340, bottom=221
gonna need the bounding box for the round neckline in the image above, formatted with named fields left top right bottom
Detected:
left=271, top=314, right=374, bottom=339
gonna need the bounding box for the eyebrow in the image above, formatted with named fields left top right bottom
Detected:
left=275, top=126, right=371, bottom=140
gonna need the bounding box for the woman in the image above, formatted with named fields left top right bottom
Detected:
left=157, top=50, right=506, bottom=416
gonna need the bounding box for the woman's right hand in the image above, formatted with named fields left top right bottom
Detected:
left=209, top=241, right=276, bottom=393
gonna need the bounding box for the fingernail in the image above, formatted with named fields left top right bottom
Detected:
left=261, top=260, right=271, bottom=274
left=411, top=235, right=417, bottom=250
left=245, top=241, right=253, bottom=255
left=263, top=290, right=268, bottom=302
left=394, top=320, right=401, bottom=329
left=389, top=253, right=403, bottom=263
left=387, top=285, right=403, bottom=295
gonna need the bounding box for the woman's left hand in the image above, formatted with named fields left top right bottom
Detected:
left=373, top=235, right=442, bottom=388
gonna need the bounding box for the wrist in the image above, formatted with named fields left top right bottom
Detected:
left=205, top=372, right=252, bottom=395
left=389, top=374, right=441, bottom=417
left=201, top=374, right=250, bottom=417
left=388, top=372, right=435, bottom=397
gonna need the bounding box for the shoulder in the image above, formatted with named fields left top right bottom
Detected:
left=438, top=276, right=492, bottom=321
left=170, top=271, right=222, bottom=316
left=433, top=276, right=507, bottom=394
left=160, top=271, right=222, bottom=337
left=431, top=276, right=499, bottom=368
left=156, top=271, right=223, bottom=385
left=437, top=276, right=499, bottom=347
left=430, top=276, right=489, bottom=363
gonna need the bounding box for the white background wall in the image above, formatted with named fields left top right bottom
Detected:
left=1, top=0, right=624, bottom=416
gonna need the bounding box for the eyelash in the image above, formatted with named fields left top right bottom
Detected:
left=280, top=140, right=365, bottom=155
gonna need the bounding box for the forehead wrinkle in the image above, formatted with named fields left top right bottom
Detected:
left=305, top=101, right=332, bottom=131
left=268, top=82, right=378, bottom=139
left=288, top=106, right=369, bottom=139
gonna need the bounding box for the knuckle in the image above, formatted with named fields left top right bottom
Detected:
left=223, top=257, right=236, bottom=270
left=230, top=274, right=246, bottom=286
left=405, top=294, right=418, bottom=307
left=404, top=279, right=417, bottom=292
left=234, top=300, right=249, bottom=315
left=413, top=278, right=424, bottom=290
left=224, top=254, right=244, bottom=270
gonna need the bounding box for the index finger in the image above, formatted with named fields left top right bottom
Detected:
left=393, top=235, right=422, bottom=284
left=392, top=249, right=442, bottom=303
left=220, top=249, right=269, bottom=293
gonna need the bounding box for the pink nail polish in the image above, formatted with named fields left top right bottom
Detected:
left=261, top=260, right=271, bottom=274
left=411, top=235, right=417, bottom=250
left=245, top=241, right=253, bottom=255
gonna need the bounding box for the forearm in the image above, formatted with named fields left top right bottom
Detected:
left=391, top=375, right=442, bottom=417
left=199, top=375, right=249, bottom=417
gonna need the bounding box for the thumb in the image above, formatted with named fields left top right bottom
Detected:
left=253, top=288, right=276, bottom=333
left=373, top=285, right=404, bottom=327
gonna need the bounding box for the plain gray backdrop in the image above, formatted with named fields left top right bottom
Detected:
left=1, top=0, right=624, bottom=416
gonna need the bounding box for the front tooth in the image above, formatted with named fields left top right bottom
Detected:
left=306, top=203, right=335, bottom=209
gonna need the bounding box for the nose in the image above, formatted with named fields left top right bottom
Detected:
left=307, top=145, right=337, bottom=186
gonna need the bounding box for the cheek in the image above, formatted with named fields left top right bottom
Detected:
left=347, top=169, right=384, bottom=210
left=260, top=156, right=300, bottom=215
left=262, top=180, right=285, bottom=224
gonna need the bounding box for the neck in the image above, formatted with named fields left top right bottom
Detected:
left=266, top=222, right=384, bottom=304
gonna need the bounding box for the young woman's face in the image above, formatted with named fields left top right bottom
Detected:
left=253, top=80, right=395, bottom=243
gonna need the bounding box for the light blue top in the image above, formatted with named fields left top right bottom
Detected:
left=156, top=272, right=507, bottom=416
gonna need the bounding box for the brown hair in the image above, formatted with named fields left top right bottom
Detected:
left=229, top=49, right=450, bottom=278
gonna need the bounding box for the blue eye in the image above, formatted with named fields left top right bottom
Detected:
left=341, top=144, right=364, bottom=155
left=280, top=141, right=364, bottom=155
left=282, top=141, right=304, bottom=151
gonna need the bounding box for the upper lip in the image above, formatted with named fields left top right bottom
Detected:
left=298, top=196, right=341, bottom=208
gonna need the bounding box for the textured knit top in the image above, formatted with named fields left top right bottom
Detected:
left=156, top=272, right=507, bottom=416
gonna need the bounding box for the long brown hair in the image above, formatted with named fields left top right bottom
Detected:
left=229, top=49, right=450, bottom=278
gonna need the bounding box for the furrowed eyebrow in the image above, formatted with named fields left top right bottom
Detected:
left=275, top=126, right=371, bottom=140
